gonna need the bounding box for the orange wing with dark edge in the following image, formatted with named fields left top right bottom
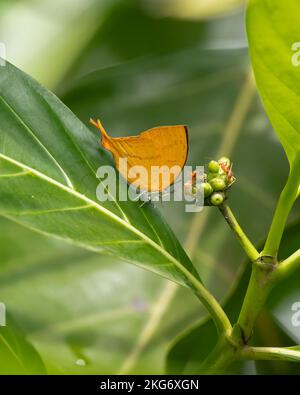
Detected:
left=90, top=119, right=188, bottom=192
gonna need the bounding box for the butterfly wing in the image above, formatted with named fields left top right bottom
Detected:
left=107, top=126, right=188, bottom=192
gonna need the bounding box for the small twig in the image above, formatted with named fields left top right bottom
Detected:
left=219, top=203, right=260, bottom=262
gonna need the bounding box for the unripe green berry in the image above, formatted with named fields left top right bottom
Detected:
left=219, top=174, right=228, bottom=184
left=218, top=156, right=231, bottom=166
left=202, top=182, right=213, bottom=198
left=210, top=192, right=225, bottom=206
left=207, top=173, right=218, bottom=182
left=208, top=160, right=220, bottom=173
left=192, top=185, right=197, bottom=195
left=209, top=177, right=226, bottom=191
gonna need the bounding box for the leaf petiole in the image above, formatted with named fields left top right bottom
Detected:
left=180, top=268, right=232, bottom=335
left=276, top=249, right=300, bottom=280
left=241, top=345, right=300, bottom=363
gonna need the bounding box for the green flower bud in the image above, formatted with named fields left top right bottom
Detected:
left=218, top=156, right=231, bottom=166
left=202, top=182, right=213, bottom=198
left=209, top=177, right=226, bottom=191
left=210, top=192, right=225, bottom=206
left=208, top=160, right=220, bottom=173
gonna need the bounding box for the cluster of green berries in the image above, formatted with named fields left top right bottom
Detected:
left=193, top=156, right=234, bottom=206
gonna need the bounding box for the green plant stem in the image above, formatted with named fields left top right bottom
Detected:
left=198, top=335, right=238, bottom=374
left=277, top=249, right=300, bottom=280
left=263, top=154, right=300, bottom=258
left=241, top=346, right=300, bottom=362
left=237, top=260, right=278, bottom=342
left=158, top=255, right=231, bottom=334
left=190, top=279, right=232, bottom=335
left=219, top=203, right=260, bottom=262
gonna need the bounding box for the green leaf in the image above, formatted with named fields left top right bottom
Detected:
left=247, top=0, right=300, bottom=166
left=0, top=315, right=46, bottom=374
left=0, top=60, right=199, bottom=288
left=0, top=217, right=200, bottom=374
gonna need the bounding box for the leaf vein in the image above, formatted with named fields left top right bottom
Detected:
left=0, top=95, right=74, bottom=189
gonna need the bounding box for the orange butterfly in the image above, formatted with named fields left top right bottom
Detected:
left=90, top=119, right=188, bottom=192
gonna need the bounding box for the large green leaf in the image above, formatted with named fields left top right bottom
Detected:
left=0, top=60, right=199, bottom=288
left=0, top=217, right=201, bottom=374
left=247, top=0, right=300, bottom=166
left=0, top=315, right=46, bottom=374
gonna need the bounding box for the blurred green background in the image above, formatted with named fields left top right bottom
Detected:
left=0, top=0, right=300, bottom=374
